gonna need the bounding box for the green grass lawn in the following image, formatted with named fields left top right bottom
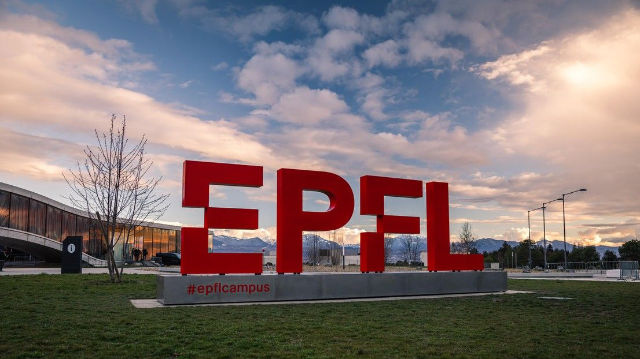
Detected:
left=1, top=275, right=639, bottom=359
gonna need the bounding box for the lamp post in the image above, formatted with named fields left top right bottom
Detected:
left=542, top=198, right=563, bottom=270
left=340, top=230, right=345, bottom=270
left=528, top=207, right=543, bottom=268
left=561, top=189, right=587, bottom=271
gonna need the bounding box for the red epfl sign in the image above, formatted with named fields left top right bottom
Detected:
left=180, top=160, right=483, bottom=275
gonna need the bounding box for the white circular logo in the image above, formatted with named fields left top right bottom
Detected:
left=68, top=243, right=76, bottom=254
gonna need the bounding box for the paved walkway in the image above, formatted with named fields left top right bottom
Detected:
left=508, top=275, right=639, bottom=282
left=3, top=268, right=638, bottom=283
left=0, top=267, right=160, bottom=276
left=131, top=290, right=533, bottom=308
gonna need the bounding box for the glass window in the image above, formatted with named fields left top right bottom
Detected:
left=131, top=226, right=144, bottom=260
left=119, top=225, right=135, bottom=261
left=76, top=216, right=91, bottom=253
left=113, top=224, right=124, bottom=245
left=62, top=211, right=77, bottom=241
left=0, top=190, right=9, bottom=227
left=89, top=221, right=105, bottom=259
left=161, top=229, right=169, bottom=254
left=143, top=226, right=153, bottom=260
left=45, top=206, right=62, bottom=241
left=112, top=224, right=126, bottom=262
left=133, top=226, right=144, bottom=250
left=168, top=230, right=177, bottom=253
left=153, top=228, right=163, bottom=256
left=9, top=193, right=29, bottom=231
left=124, top=225, right=136, bottom=251
left=176, top=230, right=181, bottom=253
left=28, top=200, right=46, bottom=236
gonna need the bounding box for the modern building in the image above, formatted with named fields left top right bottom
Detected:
left=0, top=182, right=180, bottom=265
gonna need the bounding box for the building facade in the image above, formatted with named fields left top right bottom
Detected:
left=0, top=182, right=180, bottom=262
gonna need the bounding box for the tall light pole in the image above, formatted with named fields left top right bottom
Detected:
left=528, top=207, right=543, bottom=268
left=339, top=230, right=345, bottom=270
left=561, top=189, right=587, bottom=270
left=542, top=198, right=563, bottom=269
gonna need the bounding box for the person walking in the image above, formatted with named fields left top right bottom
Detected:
left=0, top=249, right=7, bottom=271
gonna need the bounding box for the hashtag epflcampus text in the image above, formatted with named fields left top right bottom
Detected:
left=186, top=283, right=270, bottom=295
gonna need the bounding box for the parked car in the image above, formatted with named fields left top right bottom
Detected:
left=156, top=252, right=181, bottom=266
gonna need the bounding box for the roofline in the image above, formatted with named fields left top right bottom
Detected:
left=0, top=182, right=181, bottom=231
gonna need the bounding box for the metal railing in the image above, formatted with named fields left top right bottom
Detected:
left=546, top=261, right=621, bottom=272
left=619, top=261, right=639, bottom=280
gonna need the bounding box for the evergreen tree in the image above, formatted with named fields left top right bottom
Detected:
left=602, top=249, right=618, bottom=262
left=619, top=239, right=640, bottom=261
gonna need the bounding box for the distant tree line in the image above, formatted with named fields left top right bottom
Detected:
left=482, top=238, right=640, bottom=268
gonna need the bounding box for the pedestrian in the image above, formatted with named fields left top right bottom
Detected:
left=0, top=249, right=7, bottom=271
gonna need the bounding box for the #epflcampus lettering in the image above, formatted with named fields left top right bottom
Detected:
left=179, top=160, right=483, bottom=275
left=186, top=283, right=271, bottom=295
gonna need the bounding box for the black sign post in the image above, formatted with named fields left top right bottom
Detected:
left=62, top=236, right=83, bottom=274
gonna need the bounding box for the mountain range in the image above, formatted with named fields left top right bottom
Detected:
left=209, top=234, right=619, bottom=256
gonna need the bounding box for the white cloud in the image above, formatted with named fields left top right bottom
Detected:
left=363, top=40, right=402, bottom=68
left=179, top=80, right=194, bottom=88
left=171, top=4, right=319, bottom=42
left=361, top=89, right=389, bottom=121
left=211, top=62, right=228, bottom=71
left=237, top=52, right=302, bottom=105
left=473, top=45, right=551, bottom=89
left=322, top=6, right=408, bottom=37
left=0, top=12, right=144, bottom=61
left=318, top=29, right=364, bottom=53
left=351, top=72, right=392, bottom=122
left=0, top=129, right=82, bottom=180
left=225, top=6, right=290, bottom=41
left=253, top=41, right=304, bottom=56
left=402, top=11, right=503, bottom=65
left=118, top=0, right=159, bottom=24
left=475, top=9, right=640, bottom=218
left=0, top=12, right=285, bottom=185
left=269, top=87, right=349, bottom=125
left=213, top=227, right=278, bottom=243
left=579, top=219, right=640, bottom=246
left=494, top=227, right=530, bottom=243
left=307, top=29, right=364, bottom=81
left=322, top=6, right=360, bottom=30
left=405, top=31, right=463, bottom=65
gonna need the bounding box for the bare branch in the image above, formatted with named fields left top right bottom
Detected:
left=65, top=114, right=169, bottom=283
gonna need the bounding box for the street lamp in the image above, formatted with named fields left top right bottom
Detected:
left=528, top=207, right=543, bottom=268
left=542, top=198, right=563, bottom=270
left=561, top=188, right=587, bottom=271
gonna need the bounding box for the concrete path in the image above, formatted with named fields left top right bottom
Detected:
left=131, top=290, right=532, bottom=308
left=509, top=275, right=639, bottom=282
left=0, top=267, right=161, bottom=276
left=508, top=272, right=594, bottom=279
left=4, top=268, right=637, bottom=283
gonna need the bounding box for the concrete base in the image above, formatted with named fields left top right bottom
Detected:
left=157, top=271, right=507, bottom=305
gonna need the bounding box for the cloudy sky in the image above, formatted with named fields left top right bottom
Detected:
left=1, top=0, right=639, bottom=246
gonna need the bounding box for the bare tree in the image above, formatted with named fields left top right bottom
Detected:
left=329, top=241, right=342, bottom=266
left=65, top=115, right=169, bottom=283
left=401, top=235, right=422, bottom=263
left=303, top=234, right=320, bottom=265
left=384, top=234, right=395, bottom=264
left=457, top=222, right=478, bottom=254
